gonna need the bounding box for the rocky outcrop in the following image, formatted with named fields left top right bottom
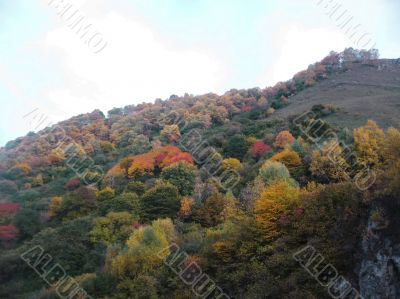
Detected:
left=359, top=212, right=400, bottom=299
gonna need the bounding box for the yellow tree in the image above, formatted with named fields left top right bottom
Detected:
left=160, top=124, right=181, bottom=143
left=254, top=181, right=299, bottom=241
left=353, top=120, right=385, bottom=167
left=380, top=127, right=400, bottom=197
left=310, top=140, right=349, bottom=183
left=270, top=148, right=302, bottom=169
left=221, top=158, right=243, bottom=172
left=111, top=218, right=176, bottom=278
left=110, top=218, right=177, bottom=298
left=382, top=127, right=400, bottom=165
left=178, top=197, right=194, bottom=220
left=48, top=196, right=63, bottom=218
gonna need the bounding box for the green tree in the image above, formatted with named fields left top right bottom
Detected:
left=97, top=187, right=115, bottom=201
left=13, top=209, right=41, bottom=240
left=161, top=162, right=196, bottom=196
left=259, top=160, right=297, bottom=187
left=58, top=187, right=97, bottom=221
left=90, top=212, right=136, bottom=245
left=125, top=181, right=145, bottom=196
left=21, top=217, right=102, bottom=276
left=98, top=192, right=140, bottom=216
left=111, top=218, right=176, bottom=298
left=141, top=182, right=181, bottom=221
left=224, top=135, right=249, bottom=160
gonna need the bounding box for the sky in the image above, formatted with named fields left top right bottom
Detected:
left=0, top=0, right=399, bottom=146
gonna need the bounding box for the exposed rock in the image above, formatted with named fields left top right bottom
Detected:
left=359, top=212, right=400, bottom=299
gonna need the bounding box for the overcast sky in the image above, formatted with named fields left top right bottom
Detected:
left=0, top=0, right=399, bottom=146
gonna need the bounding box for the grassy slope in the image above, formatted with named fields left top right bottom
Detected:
left=273, top=60, right=400, bottom=129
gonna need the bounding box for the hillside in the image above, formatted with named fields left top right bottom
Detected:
left=0, top=49, right=400, bottom=299
left=274, top=59, right=400, bottom=129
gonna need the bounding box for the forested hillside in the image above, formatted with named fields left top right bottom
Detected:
left=1, top=48, right=400, bottom=299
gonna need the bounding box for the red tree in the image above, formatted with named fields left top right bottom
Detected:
left=0, top=225, right=19, bottom=243
left=252, top=141, right=271, bottom=158
left=241, top=105, right=251, bottom=112
left=65, top=178, right=81, bottom=190
left=0, top=203, right=20, bottom=219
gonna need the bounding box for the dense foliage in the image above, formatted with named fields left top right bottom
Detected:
left=1, top=48, right=398, bottom=299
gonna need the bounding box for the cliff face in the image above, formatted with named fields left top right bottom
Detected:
left=359, top=210, right=400, bottom=299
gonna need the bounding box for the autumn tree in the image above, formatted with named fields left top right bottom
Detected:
left=251, top=140, right=271, bottom=159
left=274, top=130, right=295, bottom=148
left=119, top=157, right=134, bottom=177
left=254, top=181, right=299, bottom=241
left=353, top=120, right=385, bottom=168
left=0, top=203, right=20, bottom=224
left=12, top=162, right=31, bottom=176
left=31, top=174, right=44, bottom=187
left=119, top=146, right=194, bottom=179
left=97, top=187, right=116, bottom=201
left=160, top=124, right=181, bottom=143
left=310, top=140, right=349, bottom=183
left=193, top=193, right=227, bottom=227
left=48, top=150, right=65, bottom=165
left=270, top=148, right=302, bottom=169
left=379, top=127, right=400, bottom=198
left=0, top=225, right=18, bottom=245
left=178, top=197, right=194, bottom=221
left=65, top=178, right=81, bottom=190
left=111, top=218, right=176, bottom=297
left=127, top=154, right=155, bottom=178
left=221, top=158, right=243, bottom=172
left=48, top=196, right=63, bottom=218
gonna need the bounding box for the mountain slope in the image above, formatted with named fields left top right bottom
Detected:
left=1, top=49, right=400, bottom=299
left=274, top=59, right=400, bottom=129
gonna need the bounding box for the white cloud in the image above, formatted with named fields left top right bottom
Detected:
left=260, top=25, right=350, bottom=86
left=44, top=11, right=224, bottom=118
